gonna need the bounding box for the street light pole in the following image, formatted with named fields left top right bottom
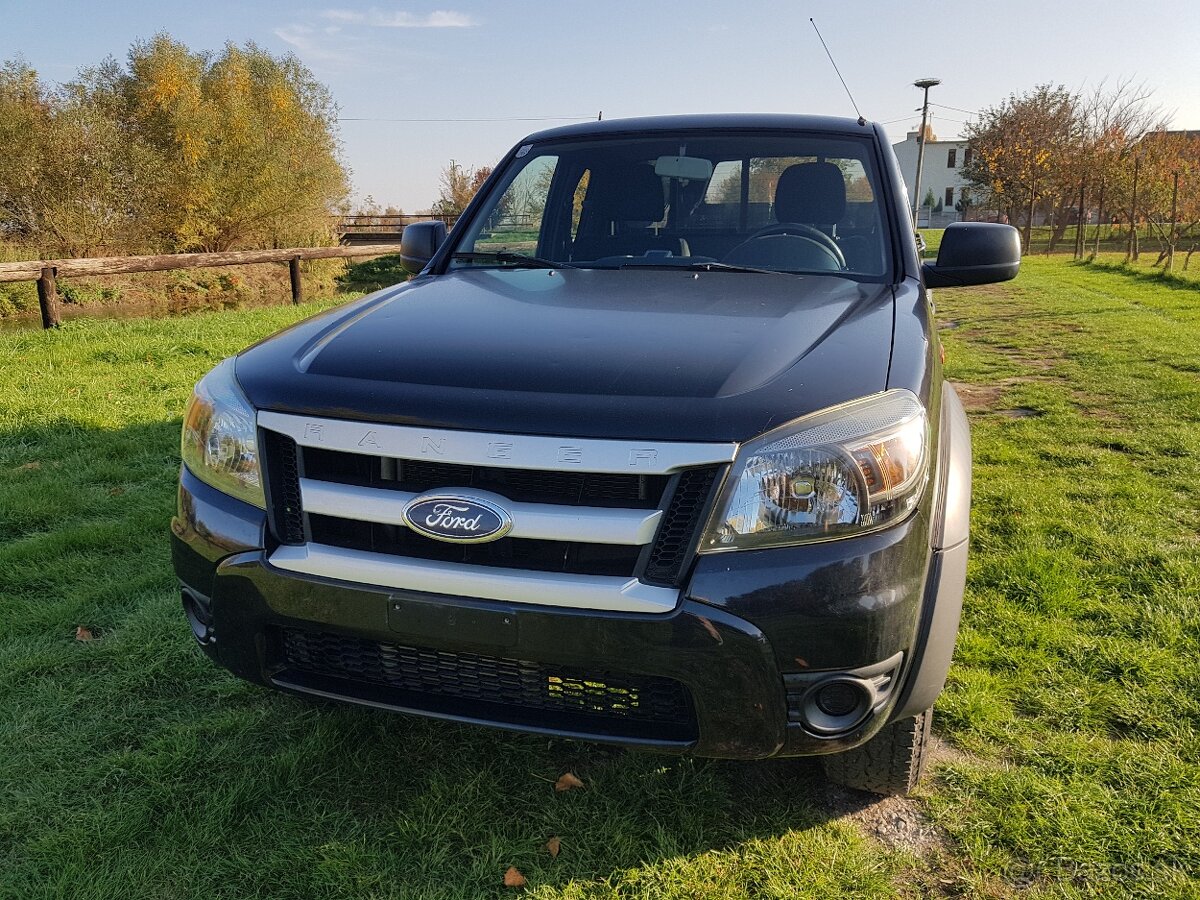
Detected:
left=911, top=77, right=940, bottom=228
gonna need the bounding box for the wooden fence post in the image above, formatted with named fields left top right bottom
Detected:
left=289, top=255, right=302, bottom=305
left=37, top=266, right=61, bottom=329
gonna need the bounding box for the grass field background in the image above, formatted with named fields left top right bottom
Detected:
left=1, top=257, right=1197, bottom=897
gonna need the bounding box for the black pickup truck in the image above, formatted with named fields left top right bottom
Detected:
left=172, top=114, right=1019, bottom=795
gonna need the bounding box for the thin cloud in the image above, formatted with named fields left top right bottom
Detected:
left=320, top=8, right=477, bottom=28
left=273, top=24, right=356, bottom=64
left=320, top=9, right=366, bottom=23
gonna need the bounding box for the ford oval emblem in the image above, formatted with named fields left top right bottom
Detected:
left=401, top=492, right=513, bottom=544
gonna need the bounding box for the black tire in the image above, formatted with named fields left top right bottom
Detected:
left=821, top=708, right=933, bottom=796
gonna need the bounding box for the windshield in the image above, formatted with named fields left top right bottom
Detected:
left=448, top=131, right=892, bottom=278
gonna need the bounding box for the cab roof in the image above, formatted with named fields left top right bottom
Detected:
left=522, top=113, right=875, bottom=144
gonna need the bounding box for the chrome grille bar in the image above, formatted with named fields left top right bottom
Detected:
left=269, top=544, right=679, bottom=613
left=300, top=478, right=663, bottom=545
left=259, top=411, right=736, bottom=475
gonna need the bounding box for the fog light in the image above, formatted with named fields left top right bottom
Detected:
left=815, top=680, right=862, bottom=717
left=802, top=676, right=875, bottom=735
left=782, top=652, right=903, bottom=737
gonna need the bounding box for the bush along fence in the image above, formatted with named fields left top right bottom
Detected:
left=0, top=245, right=400, bottom=329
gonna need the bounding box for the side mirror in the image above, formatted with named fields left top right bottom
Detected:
left=922, top=222, right=1021, bottom=288
left=400, top=220, right=448, bottom=274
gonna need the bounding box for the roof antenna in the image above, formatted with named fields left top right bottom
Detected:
left=809, top=18, right=866, bottom=126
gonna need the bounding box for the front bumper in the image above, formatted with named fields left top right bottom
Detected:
left=173, top=463, right=957, bottom=759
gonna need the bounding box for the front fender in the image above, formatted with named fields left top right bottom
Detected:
left=893, top=380, right=971, bottom=718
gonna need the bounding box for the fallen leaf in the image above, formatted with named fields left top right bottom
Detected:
left=75, top=626, right=95, bottom=642
left=544, top=836, right=561, bottom=858
left=554, top=772, right=585, bottom=792
left=503, top=866, right=526, bottom=888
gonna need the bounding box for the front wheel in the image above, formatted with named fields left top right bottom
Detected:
left=822, top=708, right=933, bottom=796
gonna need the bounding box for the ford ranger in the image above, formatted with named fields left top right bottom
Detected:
left=171, top=114, right=1020, bottom=794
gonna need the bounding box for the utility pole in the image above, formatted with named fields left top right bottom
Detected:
left=911, top=77, right=941, bottom=228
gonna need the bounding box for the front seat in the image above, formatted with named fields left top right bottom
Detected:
left=571, top=166, right=686, bottom=261
left=773, top=161, right=846, bottom=236
left=722, top=161, right=848, bottom=270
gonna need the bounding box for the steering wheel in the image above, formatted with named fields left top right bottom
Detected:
left=731, top=223, right=846, bottom=269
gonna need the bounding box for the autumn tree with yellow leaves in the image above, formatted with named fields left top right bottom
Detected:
left=1125, top=130, right=1200, bottom=270
left=0, top=36, right=348, bottom=256
left=960, top=85, right=1084, bottom=253
left=960, top=82, right=1189, bottom=260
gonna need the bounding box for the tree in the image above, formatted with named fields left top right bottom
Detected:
left=954, top=189, right=973, bottom=220
left=0, top=37, right=349, bottom=256
left=1076, top=81, right=1167, bottom=260
left=961, top=84, right=1084, bottom=253
left=432, top=160, right=492, bottom=217
left=1133, top=131, right=1200, bottom=271
left=0, top=59, right=164, bottom=256
left=119, top=36, right=349, bottom=250
left=0, top=59, right=54, bottom=246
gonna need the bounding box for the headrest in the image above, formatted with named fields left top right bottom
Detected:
left=774, top=162, right=846, bottom=225
left=604, top=166, right=666, bottom=222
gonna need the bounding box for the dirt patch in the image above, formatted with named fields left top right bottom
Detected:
left=1012, top=356, right=1059, bottom=371
left=950, top=382, right=1005, bottom=412
left=816, top=782, right=947, bottom=856
left=952, top=378, right=1058, bottom=416
left=853, top=794, right=946, bottom=856
left=927, top=735, right=974, bottom=768
left=997, top=407, right=1043, bottom=419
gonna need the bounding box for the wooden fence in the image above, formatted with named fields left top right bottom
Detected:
left=337, top=214, right=457, bottom=232
left=0, top=244, right=400, bottom=329
left=335, top=215, right=459, bottom=246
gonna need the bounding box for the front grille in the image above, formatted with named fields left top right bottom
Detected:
left=262, top=427, right=723, bottom=587
left=304, top=446, right=667, bottom=509
left=643, top=466, right=722, bottom=585
left=308, top=513, right=642, bottom=576
left=276, top=627, right=697, bottom=741
left=262, top=431, right=305, bottom=544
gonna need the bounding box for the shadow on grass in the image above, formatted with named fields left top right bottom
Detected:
left=1073, top=257, right=1200, bottom=293
left=0, top=418, right=899, bottom=899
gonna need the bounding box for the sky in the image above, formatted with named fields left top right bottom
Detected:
left=3, top=0, right=1199, bottom=212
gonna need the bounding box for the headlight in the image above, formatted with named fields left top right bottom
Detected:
left=700, top=390, right=928, bottom=552
left=180, top=357, right=265, bottom=509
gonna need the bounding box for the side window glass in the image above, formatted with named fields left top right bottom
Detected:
left=704, top=161, right=742, bottom=203
left=840, top=160, right=874, bottom=201
left=571, top=170, right=591, bottom=239
left=469, top=155, right=559, bottom=253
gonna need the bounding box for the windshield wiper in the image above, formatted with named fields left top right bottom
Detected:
left=678, top=261, right=798, bottom=277
left=452, top=251, right=578, bottom=270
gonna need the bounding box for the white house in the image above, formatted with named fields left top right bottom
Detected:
left=891, top=126, right=971, bottom=226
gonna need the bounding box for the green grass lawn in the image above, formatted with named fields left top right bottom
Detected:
left=1, top=258, right=1198, bottom=898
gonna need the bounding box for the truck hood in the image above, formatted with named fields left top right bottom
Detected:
left=235, top=268, right=895, bottom=442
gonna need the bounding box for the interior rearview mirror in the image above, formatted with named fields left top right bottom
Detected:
left=922, top=222, right=1021, bottom=288
left=400, top=220, right=448, bottom=274
left=654, top=156, right=714, bottom=182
